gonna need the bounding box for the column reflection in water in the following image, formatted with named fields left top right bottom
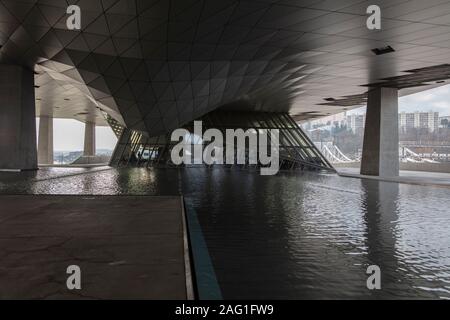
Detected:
left=361, top=179, right=450, bottom=299
left=361, top=179, right=401, bottom=298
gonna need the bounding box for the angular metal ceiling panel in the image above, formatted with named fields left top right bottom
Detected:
left=1, top=0, right=450, bottom=133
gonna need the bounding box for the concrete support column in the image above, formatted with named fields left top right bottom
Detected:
left=38, top=116, right=53, bottom=165
left=0, top=65, right=37, bottom=170
left=361, top=87, right=399, bottom=177
left=83, top=121, right=96, bottom=156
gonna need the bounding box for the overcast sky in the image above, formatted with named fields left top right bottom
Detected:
left=36, top=118, right=117, bottom=152
left=348, top=84, right=450, bottom=116
left=399, top=84, right=450, bottom=116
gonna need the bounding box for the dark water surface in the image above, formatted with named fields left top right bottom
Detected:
left=1, top=167, right=449, bottom=299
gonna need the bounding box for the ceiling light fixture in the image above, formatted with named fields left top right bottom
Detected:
left=371, top=45, right=395, bottom=55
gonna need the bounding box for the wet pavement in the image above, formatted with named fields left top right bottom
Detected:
left=0, top=194, right=189, bottom=299
left=1, top=167, right=449, bottom=299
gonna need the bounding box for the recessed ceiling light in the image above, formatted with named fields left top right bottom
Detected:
left=371, top=45, right=395, bottom=55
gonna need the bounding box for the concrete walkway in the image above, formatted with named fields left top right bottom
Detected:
left=0, top=195, right=193, bottom=299
left=337, top=167, right=450, bottom=188
left=39, top=163, right=109, bottom=168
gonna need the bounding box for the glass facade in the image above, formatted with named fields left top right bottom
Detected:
left=109, top=110, right=334, bottom=171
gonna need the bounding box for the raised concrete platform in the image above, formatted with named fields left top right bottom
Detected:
left=334, top=161, right=450, bottom=174
left=0, top=195, right=192, bottom=299
left=39, top=164, right=109, bottom=168
left=71, top=155, right=110, bottom=166
left=337, top=167, right=450, bottom=188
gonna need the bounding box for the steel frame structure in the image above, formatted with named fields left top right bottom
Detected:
left=109, top=110, right=334, bottom=172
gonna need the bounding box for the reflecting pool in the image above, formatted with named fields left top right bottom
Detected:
left=1, top=167, right=449, bottom=299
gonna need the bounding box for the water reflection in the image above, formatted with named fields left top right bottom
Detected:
left=0, top=167, right=449, bottom=299
left=361, top=180, right=401, bottom=298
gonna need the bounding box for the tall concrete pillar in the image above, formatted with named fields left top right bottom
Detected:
left=83, top=121, right=96, bottom=156
left=0, top=65, right=37, bottom=171
left=361, top=87, right=399, bottom=177
left=38, top=116, right=54, bottom=165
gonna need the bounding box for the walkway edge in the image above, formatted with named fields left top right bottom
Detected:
left=181, top=196, right=195, bottom=300
left=183, top=198, right=223, bottom=300
left=338, top=172, right=450, bottom=189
